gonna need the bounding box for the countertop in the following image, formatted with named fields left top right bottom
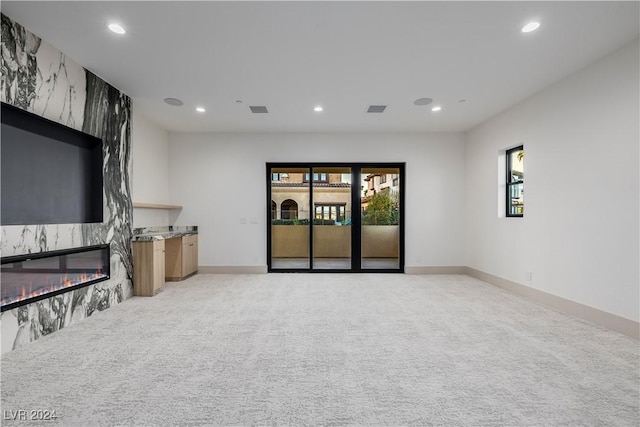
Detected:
left=132, top=226, right=198, bottom=242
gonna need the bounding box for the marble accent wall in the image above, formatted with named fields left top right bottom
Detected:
left=0, top=14, right=133, bottom=353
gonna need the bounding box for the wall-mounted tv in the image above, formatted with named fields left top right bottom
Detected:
left=1, top=102, right=103, bottom=225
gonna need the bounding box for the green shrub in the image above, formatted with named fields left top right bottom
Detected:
left=313, top=218, right=335, bottom=226
left=271, top=218, right=336, bottom=225
left=271, top=218, right=310, bottom=225
left=363, top=191, right=399, bottom=225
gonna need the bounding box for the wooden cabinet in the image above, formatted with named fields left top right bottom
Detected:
left=132, top=240, right=165, bottom=296
left=132, top=232, right=198, bottom=296
left=165, top=234, right=198, bottom=281
left=182, top=234, right=199, bottom=276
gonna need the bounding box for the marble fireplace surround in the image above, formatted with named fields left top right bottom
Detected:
left=0, top=14, right=133, bottom=353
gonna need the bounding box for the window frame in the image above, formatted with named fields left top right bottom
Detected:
left=314, top=203, right=346, bottom=222
left=506, top=145, right=524, bottom=218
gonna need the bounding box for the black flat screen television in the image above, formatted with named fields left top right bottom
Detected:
left=1, top=102, right=103, bottom=225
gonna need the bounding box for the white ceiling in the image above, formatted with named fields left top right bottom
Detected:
left=2, top=1, right=639, bottom=133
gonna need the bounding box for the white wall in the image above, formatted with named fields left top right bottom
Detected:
left=465, top=40, right=639, bottom=321
left=131, top=107, right=171, bottom=228
left=167, top=132, right=466, bottom=268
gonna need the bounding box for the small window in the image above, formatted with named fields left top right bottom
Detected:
left=506, top=146, right=524, bottom=217
left=314, top=204, right=346, bottom=222
left=380, top=174, right=387, bottom=184
left=304, top=173, right=327, bottom=182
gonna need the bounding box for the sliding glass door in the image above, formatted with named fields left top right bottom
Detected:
left=268, top=163, right=403, bottom=272
left=269, top=167, right=310, bottom=269
left=360, top=167, right=401, bottom=270
left=312, top=167, right=352, bottom=270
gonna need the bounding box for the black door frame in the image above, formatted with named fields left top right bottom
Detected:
left=267, top=162, right=405, bottom=273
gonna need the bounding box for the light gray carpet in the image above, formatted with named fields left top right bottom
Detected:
left=1, top=274, right=638, bottom=426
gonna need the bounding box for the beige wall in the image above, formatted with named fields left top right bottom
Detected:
left=272, top=225, right=351, bottom=258
left=361, top=226, right=399, bottom=258
left=271, top=225, right=399, bottom=258
left=313, top=226, right=351, bottom=257
left=271, top=225, right=310, bottom=257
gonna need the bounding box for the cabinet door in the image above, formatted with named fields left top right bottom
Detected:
left=190, top=235, right=198, bottom=273
left=181, top=234, right=198, bottom=275
left=153, top=241, right=165, bottom=292
left=164, top=237, right=183, bottom=279
left=181, top=237, right=190, bottom=275
left=133, top=240, right=164, bottom=296
left=133, top=241, right=155, bottom=296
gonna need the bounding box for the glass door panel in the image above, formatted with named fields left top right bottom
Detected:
left=270, top=167, right=310, bottom=269
left=312, top=167, right=352, bottom=270
left=360, top=167, right=400, bottom=270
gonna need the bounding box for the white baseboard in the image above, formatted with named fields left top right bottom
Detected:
left=405, top=266, right=466, bottom=274
left=198, top=266, right=268, bottom=274
left=464, top=267, right=639, bottom=339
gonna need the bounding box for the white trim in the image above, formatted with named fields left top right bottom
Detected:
left=198, top=265, right=268, bottom=274
left=464, top=267, right=639, bottom=339
left=404, top=266, right=466, bottom=274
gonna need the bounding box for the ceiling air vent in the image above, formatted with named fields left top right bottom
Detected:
left=367, top=105, right=386, bottom=113
left=249, top=106, right=269, bottom=114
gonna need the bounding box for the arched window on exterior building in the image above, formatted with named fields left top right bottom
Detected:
left=281, top=199, right=298, bottom=219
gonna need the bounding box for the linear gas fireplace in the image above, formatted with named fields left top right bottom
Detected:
left=1, top=244, right=110, bottom=312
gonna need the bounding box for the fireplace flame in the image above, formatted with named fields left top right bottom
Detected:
left=1, top=246, right=110, bottom=310
left=2, top=270, right=108, bottom=308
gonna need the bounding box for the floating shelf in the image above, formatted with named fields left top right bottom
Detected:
left=133, top=202, right=183, bottom=210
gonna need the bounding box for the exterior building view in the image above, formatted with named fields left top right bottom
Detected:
left=271, top=172, right=351, bottom=222
left=361, top=172, right=400, bottom=211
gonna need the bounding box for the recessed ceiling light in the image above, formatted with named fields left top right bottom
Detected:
left=195, top=106, right=206, bottom=113
left=413, top=97, right=433, bottom=106
left=521, top=21, right=540, bottom=33
left=164, top=97, right=183, bottom=106
left=108, top=23, right=126, bottom=35
left=314, top=106, right=323, bottom=112
left=431, top=106, right=442, bottom=112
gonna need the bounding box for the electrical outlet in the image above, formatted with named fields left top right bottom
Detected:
left=250, top=217, right=258, bottom=224
left=526, top=271, right=533, bottom=281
